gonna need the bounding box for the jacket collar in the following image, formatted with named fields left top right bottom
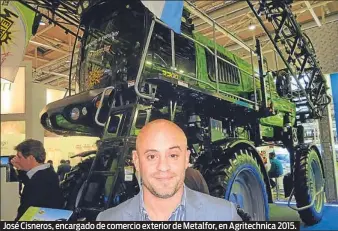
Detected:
left=26, top=163, right=50, bottom=179
left=185, top=186, right=203, bottom=221
left=124, top=194, right=142, bottom=221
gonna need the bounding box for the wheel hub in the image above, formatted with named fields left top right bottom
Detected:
left=228, top=168, right=266, bottom=220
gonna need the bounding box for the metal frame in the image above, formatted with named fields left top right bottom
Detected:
left=134, top=19, right=157, bottom=101
left=246, top=0, right=331, bottom=119
left=18, top=0, right=81, bottom=38
left=287, top=184, right=325, bottom=211
left=184, top=1, right=255, bottom=53
left=94, top=86, right=115, bottom=127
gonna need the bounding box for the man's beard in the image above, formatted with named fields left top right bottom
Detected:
left=142, top=178, right=183, bottom=199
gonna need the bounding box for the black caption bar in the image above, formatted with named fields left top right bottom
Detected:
left=1, top=221, right=300, bottom=231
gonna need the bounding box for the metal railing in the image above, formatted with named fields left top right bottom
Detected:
left=134, top=7, right=262, bottom=110
left=134, top=19, right=157, bottom=101
left=287, top=184, right=325, bottom=211
left=95, top=86, right=115, bottom=126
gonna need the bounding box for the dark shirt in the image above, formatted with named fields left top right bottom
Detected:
left=57, top=164, right=71, bottom=181
left=18, top=170, right=29, bottom=184
left=15, top=167, right=64, bottom=221
left=184, top=167, right=209, bottom=194
left=268, top=158, right=283, bottom=178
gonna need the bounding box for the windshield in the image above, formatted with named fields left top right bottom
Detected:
left=77, top=1, right=147, bottom=92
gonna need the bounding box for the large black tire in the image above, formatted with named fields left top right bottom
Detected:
left=61, top=157, right=94, bottom=210
left=205, top=146, right=269, bottom=221
left=294, top=146, right=325, bottom=225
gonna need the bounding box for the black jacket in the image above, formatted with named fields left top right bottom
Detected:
left=15, top=167, right=64, bottom=221
left=57, top=164, right=71, bottom=181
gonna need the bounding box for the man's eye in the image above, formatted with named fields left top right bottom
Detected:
left=170, top=154, right=179, bottom=159
left=147, top=155, right=156, bottom=160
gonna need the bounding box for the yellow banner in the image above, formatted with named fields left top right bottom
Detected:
left=1, top=1, right=35, bottom=82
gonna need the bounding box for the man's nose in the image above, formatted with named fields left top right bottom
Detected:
left=157, top=156, right=170, bottom=172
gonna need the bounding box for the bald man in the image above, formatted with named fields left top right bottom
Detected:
left=96, top=119, right=242, bottom=221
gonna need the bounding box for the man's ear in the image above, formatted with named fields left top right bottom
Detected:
left=185, top=149, right=191, bottom=169
left=132, top=150, right=140, bottom=172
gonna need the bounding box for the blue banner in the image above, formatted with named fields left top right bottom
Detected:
left=141, top=0, right=184, bottom=34
left=331, top=73, right=338, bottom=137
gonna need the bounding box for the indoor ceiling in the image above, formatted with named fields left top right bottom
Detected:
left=22, top=0, right=338, bottom=90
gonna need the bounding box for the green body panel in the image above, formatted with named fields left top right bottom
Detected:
left=55, top=115, right=93, bottom=134
left=260, top=125, right=274, bottom=138
left=259, top=73, right=296, bottom=127
left=145, top=29, right=296, bottom=129
left=193, top=32, right=257, bottom=97
left=192, top=33, right=296, bottom=128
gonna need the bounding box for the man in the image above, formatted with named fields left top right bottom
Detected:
left=97, top=119, right=242, bottom=221
left=268, top=151, right=283, bottom=188
left=47, top=160, right=54, bottom=171
left=11, top=139, right=64, bottom=221
left=57, top=159, right=71, bottom=181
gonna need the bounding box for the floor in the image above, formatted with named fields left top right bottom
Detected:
left=270, top=202, right=338, bottom=230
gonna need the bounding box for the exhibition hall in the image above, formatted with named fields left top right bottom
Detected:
left=1, top=0, right=338, bottom=229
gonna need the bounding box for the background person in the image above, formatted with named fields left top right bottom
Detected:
left=11, top=139, right=64, bottom=221
left=268, top=151, right=284, bottom=188
left=47, top=160, right=54, bottom=171
left=57, top=159, right=71, bottom=181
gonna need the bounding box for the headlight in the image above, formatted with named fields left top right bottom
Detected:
left=82, top=107, right=88, bottom=116
left=46, top=117, right=52, bottom=128
left=70, top=107, right=80, bottom=120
